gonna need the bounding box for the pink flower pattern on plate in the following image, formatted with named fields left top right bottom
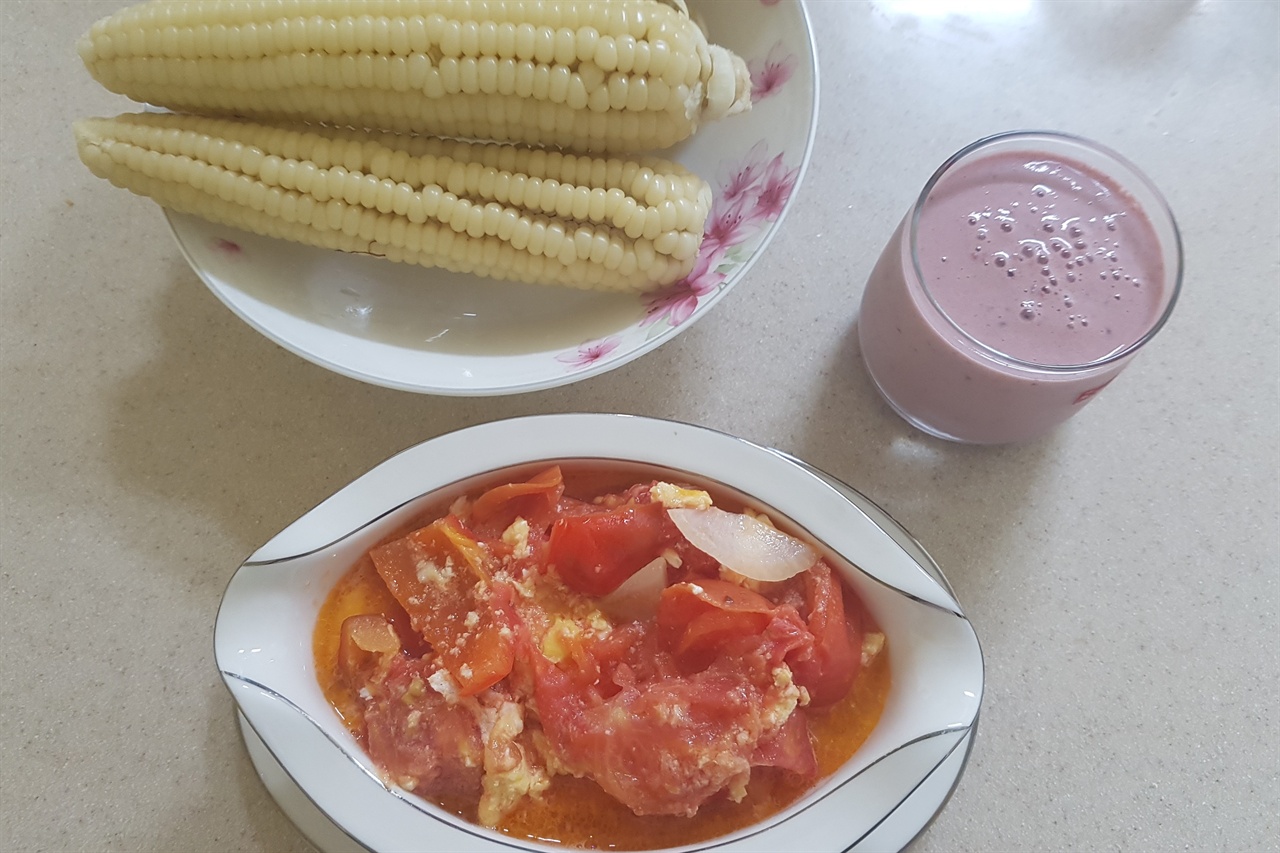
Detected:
left=556, top=31, right=803, bottom=362
left=753, top=153, right=801, bottom=222
left=719, top=149, right=766, bottom=209
left=557, top=336, right=621, bottom=369
left=641, top=143, right=800, bottom=330
left=641, top=250, right=728, bottom=328
left=748, top=41, right=797, bottom=102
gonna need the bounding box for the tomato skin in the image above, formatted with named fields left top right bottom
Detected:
left=658, top=579, right=776, bottom=617
left=788, top=561, right=862, bottom=707
left=548, top=502, right=670, bottom=596
left=336, top=614, right=401, bottom=692
left=469, top=465, right=565, bottom=534
left=678, top=608, right=771, bottom=658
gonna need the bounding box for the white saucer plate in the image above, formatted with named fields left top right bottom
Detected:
left=167, top=1, right=819, bottom=395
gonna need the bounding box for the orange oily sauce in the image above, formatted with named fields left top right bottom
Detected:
left=314, top=561, right=890, bottom=851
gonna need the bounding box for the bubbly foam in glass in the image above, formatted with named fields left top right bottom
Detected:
left=858, top=131, right=1182, bottom=444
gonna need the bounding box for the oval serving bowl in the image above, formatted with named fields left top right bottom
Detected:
left=165, top=0, right=818, bottom=396
left=215, top=415, right=983, bottom=853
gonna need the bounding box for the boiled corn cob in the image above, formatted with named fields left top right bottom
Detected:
left=78, top=0, right=752, bottom=154
left=74, top=112, right=712, bottom=291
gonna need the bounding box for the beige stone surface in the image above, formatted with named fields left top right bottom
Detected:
left=2, top=1, right=1276, bottom=851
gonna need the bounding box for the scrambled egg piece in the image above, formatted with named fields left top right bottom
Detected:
left=427, top=668, right=461, bottom=704
left=649, top=482, right=713, bottom=510
left=541, top=611, right=612, bottom=663
left=862, top=632, right=886, bottom=667
left=414, top=556, right=455, bottom=587
left=478, top=700, right=550, bottom=827
left=502, top=517, right=532, bottom=560
left=762, top=665, right=805, bottom=731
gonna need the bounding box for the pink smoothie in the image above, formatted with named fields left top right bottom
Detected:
left=859, top=137, right=1179, bottom=444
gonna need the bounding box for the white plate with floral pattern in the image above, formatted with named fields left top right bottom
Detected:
left=164, top=0, right=817, bottom=395
left=216, top=414, right=984, bottom=853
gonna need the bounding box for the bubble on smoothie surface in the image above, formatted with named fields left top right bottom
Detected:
left=916, top=148, right=1167, bottom=363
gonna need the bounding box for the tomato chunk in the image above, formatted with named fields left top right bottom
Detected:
left=532, top=653, right=789, bottom=817
left=548, top=501, right=669, bottom=596
left=362, top=655, right=484, bottom=798
left=788, top=561, right=861, bottom=707
left=751, top=707, right=817, bottom=776
left=371, top=518, right=513, bottom=697
left=657, top=580, right=780, bottom=670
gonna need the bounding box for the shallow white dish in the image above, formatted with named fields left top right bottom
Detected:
left=215, top=414, right=984, bottom=853
left=165, top=0, right=818, bottom=395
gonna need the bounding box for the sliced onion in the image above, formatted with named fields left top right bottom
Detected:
left=599, top=556, right=668, bottom=622
left=667, top=507, right=819, bottom=582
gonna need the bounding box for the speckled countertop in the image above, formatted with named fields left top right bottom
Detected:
left=3, top=1, right=1277, bottom=851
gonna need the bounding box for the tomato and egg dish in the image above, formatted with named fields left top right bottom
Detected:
left=314, top=465, right=889, bottom=849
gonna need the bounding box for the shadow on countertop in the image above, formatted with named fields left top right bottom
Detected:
left=788, top=315, right=1060, bottom=607
left=98, top=258, right=723, bottom=566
